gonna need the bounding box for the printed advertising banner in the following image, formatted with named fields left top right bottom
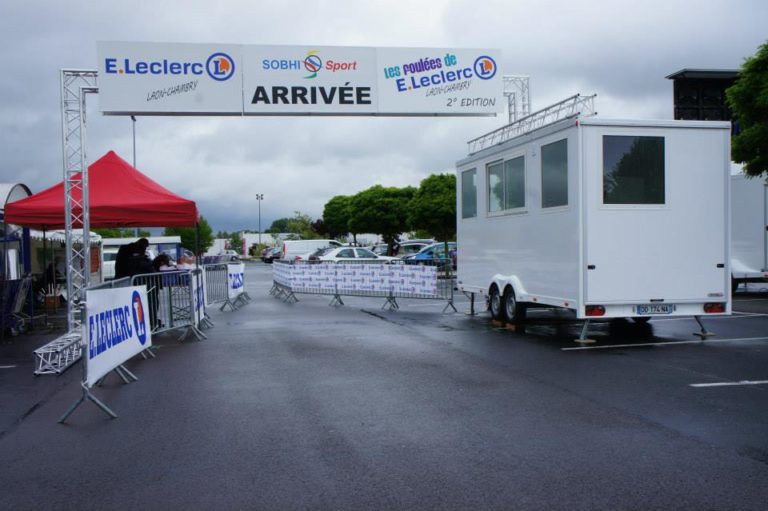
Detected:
left=273, top=263, right=440, bottom=298
left=97, top=42, right=502, bottom=116
left=227, top=263, right=245, bottom=300
left=191, top=271, right=205, bottom=325
left=85, top=287, right=152, bottom=387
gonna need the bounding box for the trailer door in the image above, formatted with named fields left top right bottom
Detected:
left=583, top=125, right=729, bottom=304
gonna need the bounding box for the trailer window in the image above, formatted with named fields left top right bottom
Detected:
left=461, top=168, right=477, bottom=219
left=603, top=136, right=665, bottom=204
left=504, top=156, right=525, bottom=209
left=487, top=161, right=504, bottom=212
left=487, top=156, right=525, bottom=214
left=541, top=139, right=568, bottom=208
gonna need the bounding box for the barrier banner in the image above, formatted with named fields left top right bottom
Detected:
left=227, top=263, right=245, bottom=300
left=274, top=262, right=442, bottom=298
left=191, top=271, right=205, bottom=325
left=85, top=287, right=152, bottom=387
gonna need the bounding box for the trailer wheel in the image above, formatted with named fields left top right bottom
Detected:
left=502, top=286, right=526, bottom=324
left=489, top=285, right=503, bottom=321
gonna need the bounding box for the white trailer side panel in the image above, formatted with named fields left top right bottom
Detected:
left=582, top=123, right=730, bottom=305
left=457, top=124, right=580, bottom=305
left=731, top=172, right=768, bottom=279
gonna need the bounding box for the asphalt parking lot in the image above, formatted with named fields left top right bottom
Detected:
left=1, top=263, right=767, bottom=510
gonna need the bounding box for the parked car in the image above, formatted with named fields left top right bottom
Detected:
left=262, top=247, right=282, bottom=263
left=371, top=243, right=388, bottom=256
left=283, top=239, right=343, bottom=261
left=372, top=240, right=434, bottom=257
left=219, top=249, right=240, bottom=261
left=397, top=240, right=434, bottom=257
left=309, top=246, right=398, bottom=263
left=403, top=242, right=457, bottom=270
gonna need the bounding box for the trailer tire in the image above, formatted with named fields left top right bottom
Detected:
left=489, top=285, right=503, bottom=321
left=502, top=286, right=526, bottom=324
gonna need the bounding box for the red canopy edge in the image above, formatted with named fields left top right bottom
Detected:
left=4, top=151, right=199, bottom=229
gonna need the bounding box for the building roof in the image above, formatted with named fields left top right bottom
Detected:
left=666, top=69, right=739, bottom=80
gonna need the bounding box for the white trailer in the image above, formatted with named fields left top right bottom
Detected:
left=456, top=117, right=731, bottom=331
left=730, top=170, right=768, bottom=289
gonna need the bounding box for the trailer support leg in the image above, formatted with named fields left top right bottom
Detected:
left=574, top=320, right=597, bottom=344
left=468, top=293, right=476, bottom=316
left=693, top=316, right=715, bottom=339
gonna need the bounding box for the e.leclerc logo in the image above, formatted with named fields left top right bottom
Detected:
left=473, top=56, right=497, bottom=80
left=131, top=290, right=148, bottom=346
left=104, top=52, right=235, bottom=81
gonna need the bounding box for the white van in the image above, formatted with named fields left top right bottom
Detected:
left=102, top=247, right=119, bottom=280
left=282, top=239, right=342, bottom=261
left=731, top=170, right=768, bottom=290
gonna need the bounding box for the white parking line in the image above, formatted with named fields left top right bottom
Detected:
left=0, top=365, right=17, bottom=369
left=732, top=311, right=768, bottom=317
left=690, top=380, right=768, bottom=388
left=562, top=336, right=768, bottom=351
left=641, top=313, right=768, bottom=323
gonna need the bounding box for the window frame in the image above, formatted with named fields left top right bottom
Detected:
left=486, top=152, right=527, bottom=218
left=540, top=138, right=569, bottom=210
left=461, top=167, right=478, bottom=219
left=600, top=134, right=667, bottom=209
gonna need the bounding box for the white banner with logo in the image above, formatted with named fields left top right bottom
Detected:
left=191, top=270, right=205, bottom=325
left=85, top=287, right=152, bottom=387
left=97, top=42, right=502, bottom=116
left=227, top=263, right=245, bottom=300
left=98, top=41, right=243, bottom=115
left=274, top=263, right=440, bottom=298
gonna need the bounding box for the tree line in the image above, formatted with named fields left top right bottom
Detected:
left=268, top=173, right=457, bottom=255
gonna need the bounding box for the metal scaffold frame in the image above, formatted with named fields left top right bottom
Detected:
left=503, top=75, right=531, bottom=124
left=60, top=69, right=98, bottom=332
left=467, top=93, right=597, bottom=155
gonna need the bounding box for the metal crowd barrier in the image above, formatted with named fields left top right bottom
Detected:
left=271, top=260, right=456, bottom=312
left=32, top=265, right=238, bottom=375
left=130, top=269, right=206, bottom=341
left=203, top=263, right=229, bottom=306
left=33, top=278, right=135, bottom=375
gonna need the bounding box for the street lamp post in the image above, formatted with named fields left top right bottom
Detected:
left=256, top=194, right=264, bottom=245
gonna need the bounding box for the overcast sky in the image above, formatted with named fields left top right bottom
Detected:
left=1, top=0, right=765, bottom=233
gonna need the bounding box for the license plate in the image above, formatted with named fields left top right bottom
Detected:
left=635, top=304, right=676, bottom=315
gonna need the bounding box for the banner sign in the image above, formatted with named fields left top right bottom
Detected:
left=274, top=263, right=439, bottom=298
left=191, top=270, right=205, bottom=325
left=97, top=42, right=502, bottom=116
left=227, top=263, right=245, bottom=300
left=85, top=286, right=152, bottom=387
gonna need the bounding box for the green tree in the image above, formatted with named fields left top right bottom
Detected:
left=267, top=218, right=290, bottom=233
left=322, top=195, right=352, bottom=239
left=229, top=232, right=243, bottom=254
left=408, top=173, right=457, bottom=242
left=408, top=174, right=457, bottom=275
left=163, top=215, right=214, bottom=255
left=286, top=211, right=318, bottom=239
left=349, top=185, right=415, bottom=253
left=726, top=40, right=768, bottom=177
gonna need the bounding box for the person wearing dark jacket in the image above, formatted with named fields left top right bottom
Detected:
left=115, top=238, right=149, bottom=279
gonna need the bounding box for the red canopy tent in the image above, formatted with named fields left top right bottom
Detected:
left=4, top=151, right=198, bottom=229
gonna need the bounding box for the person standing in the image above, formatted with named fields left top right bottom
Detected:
left=115, top=238, right=149, bottom=279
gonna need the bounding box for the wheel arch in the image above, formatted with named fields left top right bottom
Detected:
left=489, top=275, right=526, bottom=300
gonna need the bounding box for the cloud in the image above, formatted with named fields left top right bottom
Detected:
left=1, top=0, right=765, bottom=231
